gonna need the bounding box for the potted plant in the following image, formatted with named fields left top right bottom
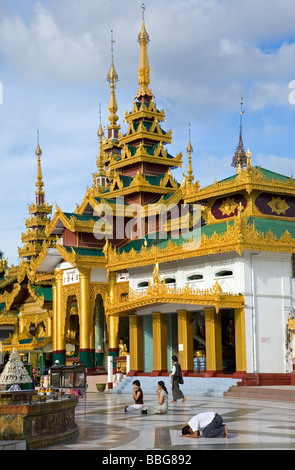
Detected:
left=96, top=383, right=106, bottom=392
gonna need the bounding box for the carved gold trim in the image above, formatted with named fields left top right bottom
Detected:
left=27, top=284, right=45, bottom=308
left=288, top=315, right=295, bottom=330
left=267, top=196, right=290, bottom=215
left=0, top=283, right=21, bottom=310
left=105, top=277, right=244, bottom=316
left=184, top=165, right=295, bottom=204
left=106, top=217, right=295, bottom=271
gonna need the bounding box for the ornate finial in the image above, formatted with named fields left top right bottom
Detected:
left=97, top=104, right=105, bottom=174
left=186, top=122, right=194, bottom=183
left=35, top=129, right=44, bottom=194
left=231, top=96, right=247, bottom=169
left=111, top=29, right=115, bottom=55
left=97, top=103, right=103, bottom=136
left=246, top=148, right=252, bottom=167
left=36, top=129, right=42, bottom=156
left=240, top=97, right=244, bottom=133
left=106, top=31, right=119, bottom=136
left=107, top=30, right=119, bottom=85
left=136, top=3, right=153, bottom=100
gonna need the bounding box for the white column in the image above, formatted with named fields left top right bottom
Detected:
left=126, top=355, right=130, bottom=374
left=107, top=356, right=113, bottom=389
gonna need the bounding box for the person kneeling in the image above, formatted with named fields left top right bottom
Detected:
left=181, top=411, right=228, bottom=438
left=141, top=381, right=168, bottom=415
left=125, top=380, right=144, bottom=413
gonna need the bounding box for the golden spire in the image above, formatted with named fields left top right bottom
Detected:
left=35, top=130, right=44, bottom=195
left=107, top=30, right=120, bottom=134
left=135, top=3, right=154, bottom=100
left=186, top=123, right=194, bottom=183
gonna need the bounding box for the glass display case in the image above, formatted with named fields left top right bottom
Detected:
left=50, top=364, right=86, bottom=390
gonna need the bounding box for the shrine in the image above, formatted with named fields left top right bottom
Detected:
left=0, top=5, right=295, bottom=388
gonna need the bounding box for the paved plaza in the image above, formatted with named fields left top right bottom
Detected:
left=38, top=389, right=295, bottom=451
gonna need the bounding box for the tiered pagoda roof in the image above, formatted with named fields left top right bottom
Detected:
left=18, top=137, right=56, bottom=261
left=104, top=11, right=182, bottom=206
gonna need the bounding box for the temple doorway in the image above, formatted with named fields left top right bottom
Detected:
left=221, top=308, right=236, bottom=373
left=193, top=309, right=236, bottom=374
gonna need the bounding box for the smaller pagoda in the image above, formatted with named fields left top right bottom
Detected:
left=18, top=133, right=56, bottom=261
left=0, top=348, right=31, bottom=390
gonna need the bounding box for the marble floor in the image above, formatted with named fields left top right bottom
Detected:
left=38, top=390, right=295, bottom=451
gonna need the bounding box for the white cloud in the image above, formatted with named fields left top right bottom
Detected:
left=0, top=3, right=101, bottom=84
left=256, top=153, right=295, bottom=177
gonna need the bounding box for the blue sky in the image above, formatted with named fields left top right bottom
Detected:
left=0, top=0, right=295, bottom=265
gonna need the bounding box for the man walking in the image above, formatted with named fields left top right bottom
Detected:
left=170, top=355, right=186, bottom=403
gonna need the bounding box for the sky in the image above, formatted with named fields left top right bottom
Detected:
left=1, top=0, right=295, bottom=266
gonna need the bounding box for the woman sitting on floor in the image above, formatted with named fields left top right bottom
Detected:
left=125, top=380, right=144, bottom=413
left=141, top=381, right=168, bottom=415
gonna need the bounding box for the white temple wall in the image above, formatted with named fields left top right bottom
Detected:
left=243, top=251, right=293, bottom=373
left=128, top=250, right=295, bottom=374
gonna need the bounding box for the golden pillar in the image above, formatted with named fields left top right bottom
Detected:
left=52, top=283, right=57, bottom=352
left=109, top=271, right=116, bottom=305
left=234, top=307, right=246, bottom=372
left=79, top=268, right=94, bottom=368
left=152, top=312, right=167, bottom=374
left=18, top=313, right=25, bottom=334
left=177, top=310, right=194, bottom=373
left=205, top=307, right=222, bottom=373
left=53, top=269, right=65, bottom=364
left=46, top=314, right=52, bottom=338
left=129, top=314, right=143, bottom=374
left=108, top=314, right=120, bottom=366
left=107, top=271, right=119, bottom=365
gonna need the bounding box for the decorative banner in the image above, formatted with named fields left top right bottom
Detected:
left=255, top=193, right=295, bottom=217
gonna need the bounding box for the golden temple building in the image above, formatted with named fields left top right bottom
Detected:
left=1, top=7, right=295, bottom=386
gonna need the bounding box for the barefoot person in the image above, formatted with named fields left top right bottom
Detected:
left=170, top=355, right=186, bottom=403
left=124, top=380, right=144, bottom=413
left=181, top=411, right=228, bottom=438
left=141, top=381, right=168, bottom=415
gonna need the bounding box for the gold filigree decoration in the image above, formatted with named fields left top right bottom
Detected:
left=288, top=315, right=295, bottom=330
left=184, top=164, right=295, bottom=203
left=27, top=284, right=45, bottom=308
left=267, top=197, right=290, bottom=215
left=105, top=278, right=243, bottom=316
left=219, top=198, right=238, bottom=216
left=0, top=283, right=21, bottom=310
left=107, top=218, right=295, bottom=271
left=1, top=330, right=51, bottom=353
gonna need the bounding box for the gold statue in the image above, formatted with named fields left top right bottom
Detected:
left=119, top=339, right=128, bottom=356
